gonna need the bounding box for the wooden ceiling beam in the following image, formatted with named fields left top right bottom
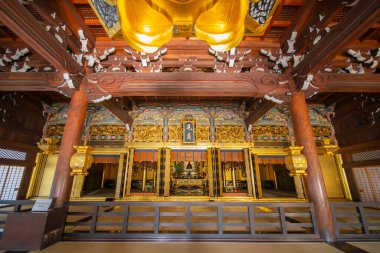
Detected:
left=279, top=0, right=317, bottom=50
left=312, top=73, right=380, bottom=93
left=292, top=0, right=380, bottom=89
left=29, top=0, right=82, bottom=54
left=52, top=0, right=96, bottom=49
left=292, top=1, right=344, bottom=54
left=85, top=72, right=291, bottom=98
left=101, top=98, right=133, bottom=126
left=245, top=99, right=275, bottom=128
left=0, top=73, right=63, bottom=91
left=0, top=0, right=84, bottom=78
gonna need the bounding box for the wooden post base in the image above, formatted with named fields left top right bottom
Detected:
left=0, top=208, right=67, bottom=251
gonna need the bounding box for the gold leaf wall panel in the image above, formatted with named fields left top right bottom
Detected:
left=133, top=125, right=163, bottom=142
left=251, top=125, right=288, bottom=136
left=169, top=126, right=182, bottom=142
left=196, top=126, right=210, bottom=142
left=216, top=126, right=245, bottom=142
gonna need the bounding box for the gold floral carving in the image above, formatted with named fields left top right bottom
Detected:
left=133, top=125, right=163, bottom=142
left=196, top=126, right=209, bottom=142
left=169, top=126, right=182, bottom=142
left=312, top=126, right=331, bottom=137
left=251, top=125, right=288, bottom=136
left=216, top=126, right=245, bottom=142
left=90, top=125, right=126, bottom=136
left=46, top=125, right=64, bottom=139
left=38, top=137, right=60, bottom=154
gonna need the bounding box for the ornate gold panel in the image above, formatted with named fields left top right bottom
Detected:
left=251, top=125, right=288, bottom=136
left=312, top=126, right=331, bottom=137
left=196, top=126, right=210, bottom=142
left=46, top=125, right=64, bottom=139
left=133, top=125, right=163, bottom=142
left=216, top=126, right=245, bottom=142
left=169, top=126, right=182, bottom=142
left=90, top=125, right=126, bottom=136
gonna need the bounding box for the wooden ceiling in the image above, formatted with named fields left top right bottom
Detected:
left=0, top=0, right=379, bottom=108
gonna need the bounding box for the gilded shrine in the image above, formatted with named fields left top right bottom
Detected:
left=27, top=103, right=351, bottom=201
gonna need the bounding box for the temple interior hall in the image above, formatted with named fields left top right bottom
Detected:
left=0, top=0, right=379, bottom=252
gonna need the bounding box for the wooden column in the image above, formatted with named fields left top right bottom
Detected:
left=289, top=91, right=335, bottom=242
left=49, top=84, right=87, bottom=208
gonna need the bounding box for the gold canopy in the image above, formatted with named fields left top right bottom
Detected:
left=116, top=0, right=248, bottom=53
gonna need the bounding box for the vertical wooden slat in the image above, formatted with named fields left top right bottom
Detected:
left=357, top=206, right=369, bottom=235
left=186, top=206, right=191, bottom=234
left=217, top=205, right=223, bottom=235
left=279, top=206, right=287, bottom=237
left=90, top=206, right=98, bottom=234
left=122, top=203, right=129, bottom=237
left=154, top=206, right=160, bottom=234
left=248, top=205, right=255, bottom=237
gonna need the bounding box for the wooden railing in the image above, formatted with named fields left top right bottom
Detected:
left=331, top=202, right=380, bottom=239
left=64, top=201, right=319, bottom=240
left=0, top=200, right=35, bottom=238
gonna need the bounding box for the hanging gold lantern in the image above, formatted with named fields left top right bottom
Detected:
left=284, top=146, right=308, bottom=177
left=38, top=137, right=60, bottom=154
left=70, top=146, right=93, bottom=176
left=116, top=0, right=248, bottom=53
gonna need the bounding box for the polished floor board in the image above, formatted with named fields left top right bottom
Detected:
left=30, top=242, right=345, bottom=253
left=348, top=242, right=380, bottom=253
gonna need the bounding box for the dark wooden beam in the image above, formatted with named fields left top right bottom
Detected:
left=280, top=0, right=317, bottom=50
left=0, top=72, right=63, bottom=91
left=0, top=138, right=39, bottom=152
left=292, top=0, right=380, bottom=89
left=0, top=0, right=83, bottom=77
left=53, top=0, right=96, bottom=49
left=312, top=73, right=380, bottom=93
left=0, top=158, right=36, bottom=167
left=245, top=99, right=275, bottom=128
left=292, top=1, right=344, bottom=53
left=29, top=0, right=82, bottom=54
left=0, top=121, right=42, bottom=138
left=102, top=98, right=133, bottom=126
left=339, top=140, right=380, bottom=152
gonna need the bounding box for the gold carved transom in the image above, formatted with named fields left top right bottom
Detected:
left=90, top=125, right=126, bottom=137
left=133, top=125, right=163, bottom=142
left=46, top=125, right=64, bottom=139
left=196, top=126, right=210, bottom=142
left=169, top=126, right=182, bottom=142
left=216, top=126, right=245, bottom=142
left=312, top=126, right=331, bottom=137
left=251, top=125, right=288, bottom=136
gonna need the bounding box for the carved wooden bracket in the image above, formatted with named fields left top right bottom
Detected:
left=83, top=71, right=292, bottom=101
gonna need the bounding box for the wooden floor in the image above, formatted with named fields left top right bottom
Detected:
left=19, top=241, right=380, bottom=253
